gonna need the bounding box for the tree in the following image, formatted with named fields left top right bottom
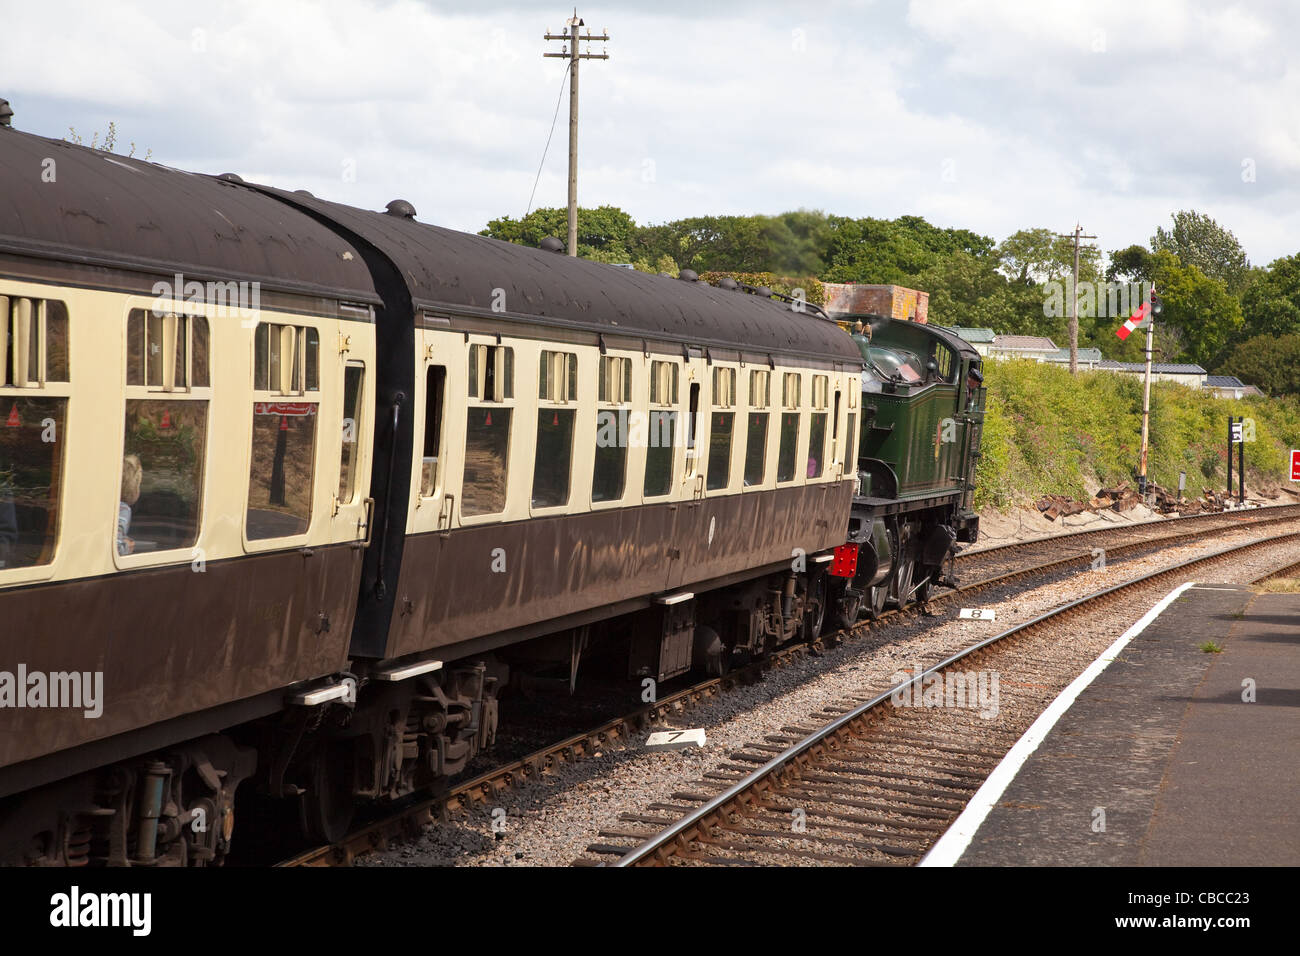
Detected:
left=480, top=205, right=638, bottom=261
left=1148, top=250, right=1244, bottom=367
left=1240, top=255, right=1300, bottom=339
left=1151, top=210, right=1250, bottom=293
left=998, top=228, right=1101, bottom=285
left=1106, top=244, right=1153, bottom=284
left=1219, top=333, right=1300, bottom=395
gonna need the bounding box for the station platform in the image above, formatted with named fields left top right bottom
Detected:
left=927, top=582, right=1300, bottom=866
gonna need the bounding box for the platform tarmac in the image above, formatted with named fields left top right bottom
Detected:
left=933, top=582, right=1300, bottom=866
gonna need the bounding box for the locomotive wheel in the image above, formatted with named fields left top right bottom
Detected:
left=866, top=585, right=888, bottom=620
left=915, top=573, right=933, bottom=604
left=802, top=571, right=828, bottom=641
left=299, top=739, right=357, bottom=846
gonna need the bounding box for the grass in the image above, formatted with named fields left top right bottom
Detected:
left=1256, top=577, right=1300, bottom=593
left=1198, top=641, right=1224, bottom=653
left=974, top=359, right=1300, bottom=510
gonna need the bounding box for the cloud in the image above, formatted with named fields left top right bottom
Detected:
left=1, top=0, right=1295, bottom=264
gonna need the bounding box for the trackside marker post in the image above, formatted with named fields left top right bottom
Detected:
left=646, top=729, right=705, bottom=751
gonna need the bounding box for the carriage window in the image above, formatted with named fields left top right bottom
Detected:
left=649, top=361, right=678, bottom=405
left=533, top=408, right=575, bottom=508
left=845, top=413, right=857, bottom=469
left=782, top=372, right=800, bottom=408
left=598, top=356, right=632, bottom=403
left=539, top=350, right=577, bottom=402
left=807, top=375, right=828, bottom=478
left=305, top=328, right=320, bottom=391
left=2, top=296, right=69, bottom=387
left=706, top=367, right=736, bottom=491
left=244, top=402, right=315, bottom=539
left=122, top=399, right=209, bottom=552
left=712, top=366, right=736, bottom=407
left=45, top=302, right=69, bottom=382
left=421, top=366, right=446, bottom=497
left=743, top=369, right=770, bottom=487
left=535, top=351, right=577, bottom=508
left=2, top=296, right=72, bottom=570
left=469, top=344, right=514, bottom=402
left=744, top=412, right=767, bottom=486
left=777, top=412, right=799, bottom=483
left=685, top=382, right=701, bottom=477
left=463, top=406, right=511, bottom=515
left=192, top=317, right=209, bottom=388
left=645, top=362, right=677, bottom=498
left=811, top=375, right=828, bottom=410
left=252, top=322, right=317, bottom=395
left=594, top=356, right=631, bottom=502
left=128, top=309, right=210, bottom=390
left=593, top=409, right=626, bottom=502
left=338, top=365, right=364, bottom=504
left=707, top=411, right=733, bottom=491
left=644, top=410, right=676, bottom=497
left=807, top=411, right=827, bottom=479
left=0, top=397, right=67, bottom=570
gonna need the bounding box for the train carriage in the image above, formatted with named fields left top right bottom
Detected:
left=0, top=126, right=881, bottom=862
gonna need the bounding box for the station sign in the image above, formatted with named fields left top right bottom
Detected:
left=1292, top=449, right=1300, bottom=481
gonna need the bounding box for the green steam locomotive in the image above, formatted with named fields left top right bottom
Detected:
left=830, top=313, right=986, bottom=624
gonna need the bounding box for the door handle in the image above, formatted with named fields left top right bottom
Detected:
left=358, top=497, right=375, bottom=547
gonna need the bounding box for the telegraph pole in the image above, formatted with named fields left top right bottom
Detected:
left=1056, top=224, right=1096, bottom=374
left=544, top=11, right=609, bottom=257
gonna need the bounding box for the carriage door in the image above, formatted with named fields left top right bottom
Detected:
left=329, top=316, right=376, bottom=545
left=666, top=348, right=709, bottom=590
left=410, top=326, right=463, bottom=536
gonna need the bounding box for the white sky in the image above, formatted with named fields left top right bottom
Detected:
left=3, top=0, right=1296, bottom=265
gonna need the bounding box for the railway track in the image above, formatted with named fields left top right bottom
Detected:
left=954, top=502, right=1300, bottom=581
left=280, top=510, right=1299, bottom=867
left=584, top=529, right=1300, bottom=866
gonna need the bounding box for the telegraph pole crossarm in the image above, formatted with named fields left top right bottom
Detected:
left=543, top=11, right=610, bottom=257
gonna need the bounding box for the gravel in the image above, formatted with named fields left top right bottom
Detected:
left=359, top=520, right=1300, bottom=867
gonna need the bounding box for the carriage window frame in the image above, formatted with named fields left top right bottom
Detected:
left=533, top=349, right=578, bottom=510
left=462, top=341, right=517, bottom=519
left=593, top=354, right=632, bottom=505
left=252, top=321, right=317, bottom=396
left=705, top=365, right=737, bottom=492
left=743, top=370, right=770, bottom=489
left=468, top=343, right=514, bottom=403
left=0, top=294, right=72, bottom=580
left=644, top=360, right=679, bottom=499
left=242, top=319, right=322, bottom=546
left=118, top=306, right=214, bottom=565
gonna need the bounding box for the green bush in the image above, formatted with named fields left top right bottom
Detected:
left=973, top=359, right=1300, bottom=509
